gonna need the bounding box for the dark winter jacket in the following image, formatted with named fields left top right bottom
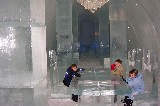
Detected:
left=63, top=67, right=81, bottom=87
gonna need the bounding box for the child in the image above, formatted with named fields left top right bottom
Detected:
left=110, top=59, right=124, bottom=103
left=121, top=69, right=144, bottom=105
left=111, top=59, right=124, bottom=81
left=63, top=64, right=84, bottom=102
left=63, top=64, right=81, bottom=87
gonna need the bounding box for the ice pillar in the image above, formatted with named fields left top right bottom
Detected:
left=109, top=0, right=127, bottom=72
left=56, top=0, right=73, bottom=82
left=72, top=0, right=79, bottom=64
left=99, top=3, right=110, bottom=65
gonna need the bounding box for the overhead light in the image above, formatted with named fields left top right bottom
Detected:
left=77, top=0, right=109, bottom=13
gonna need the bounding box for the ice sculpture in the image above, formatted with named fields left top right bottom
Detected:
left=128, top=49, right=136, bottom=68
left=142, top=49, right=152, bottom=72
left=152, top=54, right=158, bottom=70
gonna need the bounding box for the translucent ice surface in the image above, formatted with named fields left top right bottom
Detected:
left=0, top=0, right=47, bottom=106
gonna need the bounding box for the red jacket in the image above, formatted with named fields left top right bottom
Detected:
left=111, top=64, right=116, bottom=70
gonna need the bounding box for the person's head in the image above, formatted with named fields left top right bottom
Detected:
left=115, top=59, right=122, bottom=66
left=129, top=69, right=138, bottom=78
left=70, top=64, right=77, bottom=71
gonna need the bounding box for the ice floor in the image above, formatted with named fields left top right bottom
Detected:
left=48, top=99, right=157, bottom=106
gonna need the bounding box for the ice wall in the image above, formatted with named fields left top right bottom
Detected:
left=0, top=0, right=48, bottom=106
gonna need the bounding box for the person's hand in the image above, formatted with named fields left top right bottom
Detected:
left=119, top=74, right=123, bottom=78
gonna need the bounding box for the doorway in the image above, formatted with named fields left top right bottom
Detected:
left=78, top=14, right=101, bottom=68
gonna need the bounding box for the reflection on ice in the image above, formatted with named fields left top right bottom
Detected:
left=0, top=27, right=16, bottom=55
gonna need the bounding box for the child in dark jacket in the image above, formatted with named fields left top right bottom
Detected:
left=63, top=64, right=84, bottom=102
left=63, top=64, right=81, bottom=87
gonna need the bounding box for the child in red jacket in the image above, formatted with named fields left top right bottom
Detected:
left=111, top=59, right=124, bottom=80
left=110, top=59, right=124, bottom=103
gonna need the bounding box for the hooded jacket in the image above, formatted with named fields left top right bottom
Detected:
left=126, top=73, right=144, bottom=93
left=63, top=67, right=81, bottom=87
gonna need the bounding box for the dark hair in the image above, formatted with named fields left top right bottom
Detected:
left=129, top=69, right=138, bottom=76
left=115, top=59, right=122, bottom=64
left=70, top=64, right=77, bottom=68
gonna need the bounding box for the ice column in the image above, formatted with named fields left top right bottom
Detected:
left=72, top=0, right=79, bottom=64
left=109, top=0, right=127, bottom=73
left=99, top=3, right=110, bottom=65
left=30, top=0, right=48, bottom=105
left=56, top=0, right=73, bottom=82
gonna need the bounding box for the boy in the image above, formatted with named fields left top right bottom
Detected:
left=63, top=64, right=81, bottom=87
left=121, top=69, right=144, bottom=105
left=111, top=59, right=124, bottom=81
left=63, top=64, right=83, bottom=102
left=110, top=59, right=124, bottom=103
left=63, top=64, right=85, bottom=87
